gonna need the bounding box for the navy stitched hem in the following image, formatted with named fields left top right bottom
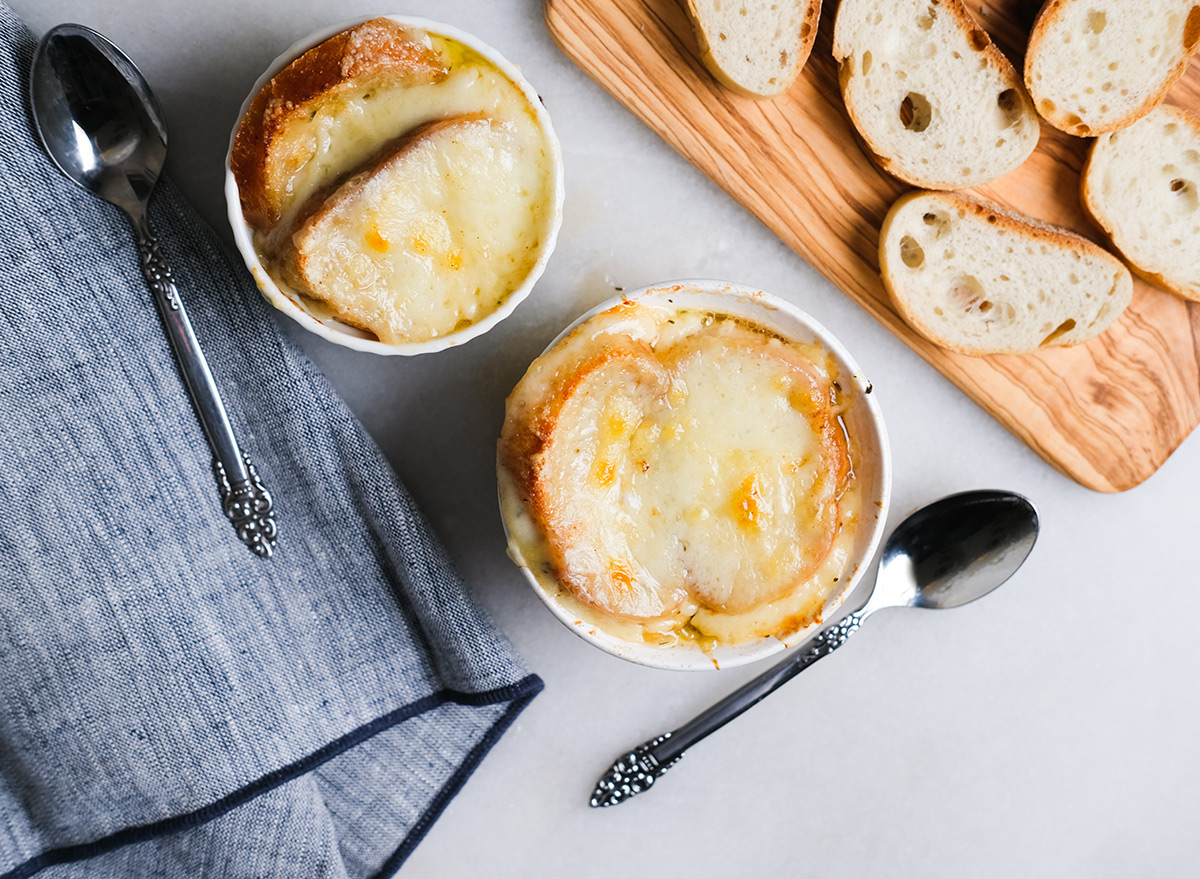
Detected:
left=0, top=673, right=544, bottom=879
left=373, top=674, right=544, bottom=878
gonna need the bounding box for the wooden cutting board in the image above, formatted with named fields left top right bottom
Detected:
left=544, top=0, right=1200, bottom=492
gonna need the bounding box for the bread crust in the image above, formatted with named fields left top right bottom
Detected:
left=685, top=0, right=821, bottom=98
left=879, top=190, right=1130, bottom=355
left=1025, top=0, right=1200, bottom=136
left=1080, top=104, right=1200, bottom=302
left=230, top=18, right=448, bottom=229
left=832, top=0, right=1038, bottom=189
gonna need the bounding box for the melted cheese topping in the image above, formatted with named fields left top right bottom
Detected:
left=500, top=306, right=862, bottom=649
left=256, top=34, right=555, bottom=344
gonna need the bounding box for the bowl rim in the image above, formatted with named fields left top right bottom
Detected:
left=223, top=14, right=565, bottom=356
left=499, top=279, right=893, bottom=671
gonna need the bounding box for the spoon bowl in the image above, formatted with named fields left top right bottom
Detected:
left=871, top=490, right=1040, bottom=612
left=30, top=24, right=166, bottom=211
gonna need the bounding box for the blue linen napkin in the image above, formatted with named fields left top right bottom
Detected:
left=0, top=4, right=542, bottom=877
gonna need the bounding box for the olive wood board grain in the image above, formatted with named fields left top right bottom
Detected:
left=544, top=0, right=1200, bottom=492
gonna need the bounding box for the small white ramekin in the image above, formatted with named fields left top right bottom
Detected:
left=224, top=15, right=564, bottom=356
left=499, top=280, right=892, bottom=671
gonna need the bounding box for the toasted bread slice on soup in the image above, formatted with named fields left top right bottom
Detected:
left=879, top=191, right=1132, bottom=355
left=280, top=115, right=547, bottom=346
left=833, top=0, right=1039, bottom=189
left=1025, top=0, right=1200, bottom=137
left=230, top=18, right=448, bottom=229
left=1082, top=105, right=1200, bottom=301
left=498, top=306, right=851, bottom=623
left=685, top=0, right=821, bottom=98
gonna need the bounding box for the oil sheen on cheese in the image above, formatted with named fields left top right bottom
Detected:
left=258, top=34, right=555, bottom=344
left=500, top=305, right=862, bottom=649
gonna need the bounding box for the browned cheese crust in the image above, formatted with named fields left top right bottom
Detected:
left=499, top=308, right=850, bottom=618
left=277, top=114, right=488, bottom=317
left=230, top=17, right=449, bottom=229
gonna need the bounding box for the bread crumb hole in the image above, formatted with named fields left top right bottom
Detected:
left=998, top=89, right=1025, bottom=130
left=1165, top=123, right=1179, bottom=135
left=1171, top=179, right=1199, bottom=212
left=719, top=32, right=727, bottom=40
left=899, top=235, right=925, bottom=268
left=1039, top=98, right=1056, bottom=116
left=900, top=92, right=932, bottom=132
left=1040, top=319, right=1076, bottom=347
left=969, top=29, right=988, bottom=51
left=861, top=51, right=872, bottom=75
left=918, top=7, right=936, bottom=29
left=947, top=275, right=986, bottom=313
left=1086, top=10, right=1107, bottom=33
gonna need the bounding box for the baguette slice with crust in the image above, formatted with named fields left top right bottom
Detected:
left=281, top=115, right=544, bottom=346
left=685, top=0, right=820, bottom=98
left=879, top=191, right=1132, bottom=355
left=1025, top=0, right=1200, bottom=137
left=833, top=0, right=1039, bottom=189
left=230, top=18, right=448, bottom=229
left=1082, top=106, right=1200, bottom=301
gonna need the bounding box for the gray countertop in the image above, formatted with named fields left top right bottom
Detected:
left=12, top=1, right=1199, bottom=875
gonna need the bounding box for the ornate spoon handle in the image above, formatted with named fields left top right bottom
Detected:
left=131, top=211, right=276, bottom=558
left=590, top=609, right=869, bottom=807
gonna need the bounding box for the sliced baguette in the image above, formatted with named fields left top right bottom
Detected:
left=1082, top=105, right=1200, bottom=301
left=230, top=18, right=448, bottom=229
left=1025, top=0, right=1200, bottom=137
left=281, top=115, right=545, bottom=346
left=832, top=0, right=1039, bottom=189
left=879, top=191, right=1132, bottom=355
left=685, top=0, right=820, bottom=98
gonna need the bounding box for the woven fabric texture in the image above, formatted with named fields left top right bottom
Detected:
left=0, top=5, right=541, bottom=877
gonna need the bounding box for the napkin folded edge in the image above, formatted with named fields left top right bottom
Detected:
left=0, top=674, right=543, bottom=879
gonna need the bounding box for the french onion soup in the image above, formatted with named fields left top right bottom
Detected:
left=230, top=17, right=557, bottom=346
left=499, top=298, right=865, bottom=652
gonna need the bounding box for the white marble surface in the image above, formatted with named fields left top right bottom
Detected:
left=13, top=1, right=1200, bottom=875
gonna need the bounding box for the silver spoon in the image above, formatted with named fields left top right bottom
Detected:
left=29, top=24, right=276, bottom=558
left=591, top=489, right=1039, bottom=807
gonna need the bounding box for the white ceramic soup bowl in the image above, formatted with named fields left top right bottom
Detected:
left=225, top=15, right=564, bottom=355
left=499, top=280, right=892, bottom=670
